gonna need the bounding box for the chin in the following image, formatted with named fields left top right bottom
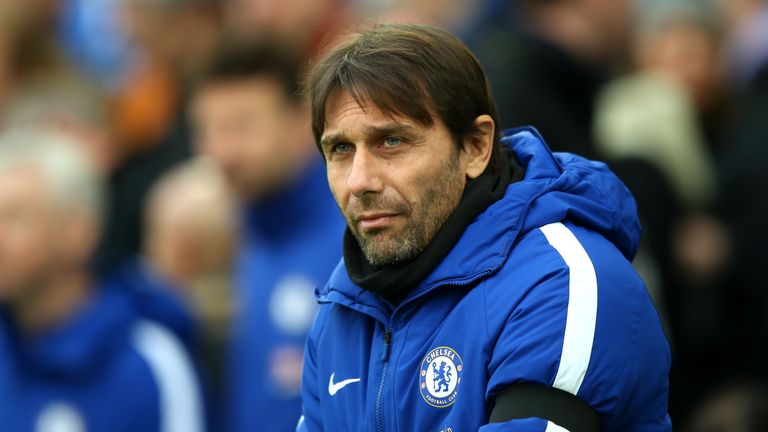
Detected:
left=363, top=240, right=420, bottom=267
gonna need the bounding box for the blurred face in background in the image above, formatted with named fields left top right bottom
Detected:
left=145, top=160, right=236, bottom=287
left=193, top=77, right=309, bottom=201
left=0, top=167, right=88, bottom=301
left=583, top=0, right=634, bottom=60
left=638, top=21, right=722, bottom=110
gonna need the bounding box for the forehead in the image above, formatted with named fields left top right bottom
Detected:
left=323, top=89, right=425, bottom=134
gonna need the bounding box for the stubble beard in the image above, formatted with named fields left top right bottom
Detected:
left=347, top=155, right=464, bottom=267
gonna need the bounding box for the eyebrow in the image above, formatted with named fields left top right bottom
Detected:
left=320, top=123, right=417, bottom=150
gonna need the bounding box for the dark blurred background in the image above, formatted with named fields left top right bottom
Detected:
left=1, top=0, right=767, bottom=430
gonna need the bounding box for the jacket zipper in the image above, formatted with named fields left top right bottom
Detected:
left=371, top=271, right=493, bottom=431
left=375, top=313, right=395, bottom=432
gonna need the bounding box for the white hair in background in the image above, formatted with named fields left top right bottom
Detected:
left=0, top=128, right=105, bottom=221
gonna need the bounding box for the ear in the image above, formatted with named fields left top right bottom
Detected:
left=462, top=115, right=495, bottom=179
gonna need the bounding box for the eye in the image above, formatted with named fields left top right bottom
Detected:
left=332, top=142, right=353, bottom=154
left=383, top=136, right=402, bottom=147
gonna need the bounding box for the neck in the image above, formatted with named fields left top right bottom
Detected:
left=11, top=270, right=92, bottom=336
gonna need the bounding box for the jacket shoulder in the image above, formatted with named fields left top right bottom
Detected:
left=484, top=222, right=670, bottom=429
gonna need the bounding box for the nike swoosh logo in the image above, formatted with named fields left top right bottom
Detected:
left=328, top=373, right=361, bottom=396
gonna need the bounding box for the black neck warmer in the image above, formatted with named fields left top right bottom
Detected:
left=343, top=149, right=524, bottom=305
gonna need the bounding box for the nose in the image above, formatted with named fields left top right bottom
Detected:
left=346, top=148, right=384, bottom=198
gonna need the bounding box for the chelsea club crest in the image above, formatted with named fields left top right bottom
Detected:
left=419, top=346, right=463, bottom=408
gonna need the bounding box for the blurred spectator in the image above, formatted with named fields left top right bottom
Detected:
left=595, top=75, right=716, bottom=209
left=596, top=4, right=720, bottom=209
left=0, top=129, right=205, bottom=431
left=192, top=40, right=345, bottom=431
left=143, top=157, right=238, bottom=395
left=468, top=0, right=633, bottom=157
left=593, top=4, right=731, bottom=421
left=0, top=60, right=208, bottom=404
left=222, top=0, right=355, bottom=61
left=144, top=158, right=236, bottom=314
left=94, top=0, right=222, bottom=274
left=716, top=0, right=768, bottom=385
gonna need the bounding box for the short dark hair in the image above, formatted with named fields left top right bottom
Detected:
left=306, top=23, right=504, bottom=174
left=198, top=38, right=302, bottom=103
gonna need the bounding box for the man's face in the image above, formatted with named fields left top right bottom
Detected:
left=193, top=77, right=303, bottom=200
left=321, top=90, right=469, bottom=267
left=0, top=167, right=60, bottom=300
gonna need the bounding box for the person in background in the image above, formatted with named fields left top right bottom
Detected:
left=0, top=60, right=206, bottom=371
left=142, top=157, right=238, bottom=398
left=468, top=0, right=633, bottom=157
left=94, top=0, right=221, bottom=274
left=0, top=129, right=205, bottom=432
left=593, top=4, right=729, bottom=420
left=595, top=4, right=721, bottom=210
left=703, top=2, right=768, bottom=427
left=192, top=40, right=345, bottom=431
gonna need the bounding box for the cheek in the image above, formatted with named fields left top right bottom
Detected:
left=0, top=223, right=50, bottom=273
left=399, top=161, right=448, bottom=207
left=242, top=124, right=286, bottom=166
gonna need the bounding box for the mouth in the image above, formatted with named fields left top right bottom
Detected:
left=356, top=212, right=402, bottom=230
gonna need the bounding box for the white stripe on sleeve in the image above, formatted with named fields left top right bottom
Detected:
left=539, top=222, right=598, bottom=396
left=545, top=420, right=570, bottom=432
left=132, top=320, right=204, bottom=432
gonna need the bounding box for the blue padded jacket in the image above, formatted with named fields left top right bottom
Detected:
left=298, top=127, right=671, bottom=431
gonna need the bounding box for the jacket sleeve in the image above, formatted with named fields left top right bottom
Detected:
left=297, top=313, right=323, bottom=432
left=482, top=256, right=582, bottom=432
left=482, top=224, right=671, bottom=431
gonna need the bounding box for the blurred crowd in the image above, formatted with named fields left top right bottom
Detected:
left=0, top=0, right=767, bottom=430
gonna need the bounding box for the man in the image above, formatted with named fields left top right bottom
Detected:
left=0, top=129, right=205, bottom=431
left=192, top=41, right=345, bottom=431
left=299, top=24, right=671, bottom=431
